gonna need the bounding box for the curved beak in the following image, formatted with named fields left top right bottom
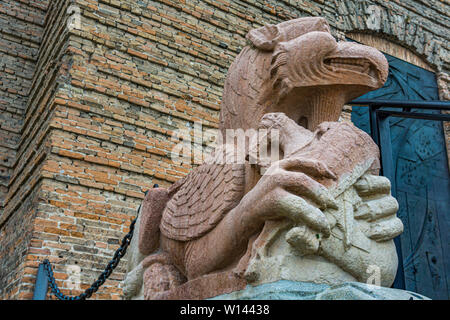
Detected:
left=324, top=41, right=389, bottom=90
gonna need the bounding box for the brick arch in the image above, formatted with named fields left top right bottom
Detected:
left=327, top=1, right=445, bottom=73
left=346, top=32, right=434, bottom=73
left=346, top=28, right=439, bottom=73
left=343, top=28, right=448, bottom=99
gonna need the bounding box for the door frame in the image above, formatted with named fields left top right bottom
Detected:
left=349, top=99, right=450, bottom=289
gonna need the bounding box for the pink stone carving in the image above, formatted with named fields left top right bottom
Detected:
left=124, top=17, right=403, bottom=300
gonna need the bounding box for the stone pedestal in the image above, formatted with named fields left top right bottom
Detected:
left=211, top=280, right=430, bottom=300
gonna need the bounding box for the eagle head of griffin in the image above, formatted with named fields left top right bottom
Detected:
left=219, top=17, right=388, bottom=134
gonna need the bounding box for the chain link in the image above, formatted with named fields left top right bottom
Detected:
left=43, top=216, right=137, bottom=300
left=42, top=186, right=157, bottom=300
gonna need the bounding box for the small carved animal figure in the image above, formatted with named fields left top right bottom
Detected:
left=124, top=17, right=401, bottom=300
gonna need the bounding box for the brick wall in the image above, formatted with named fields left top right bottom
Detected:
left=0, top=0, right=50, bottom=299
left=0, top=0, right=448, bottom=299
left=0, top=0, right=48, bottom=208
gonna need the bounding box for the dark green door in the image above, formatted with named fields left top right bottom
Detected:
left=352, top=54, right=450, bottom=300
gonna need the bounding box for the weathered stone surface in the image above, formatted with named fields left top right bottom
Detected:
left=127, top=17, right=404, bottom=300
left=211, top=280, right=430, bottom=300
left=0, top=0, right=447, bottom=301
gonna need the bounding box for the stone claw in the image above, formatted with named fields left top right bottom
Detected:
left=354, top=174, right=403, bottom=242
left=275, top=193, right=331, bottom=237
left=280, top=157, right=337, bottom=180
left=286, top=225, right=321, bottom=255
left=354, top=174, right=391, bottom=196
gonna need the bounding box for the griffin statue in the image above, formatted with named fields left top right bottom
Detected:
left=123, top=17, right=404, bottom=300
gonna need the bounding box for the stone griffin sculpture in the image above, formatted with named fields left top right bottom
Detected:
left=123, top=17, right=404, bottom=300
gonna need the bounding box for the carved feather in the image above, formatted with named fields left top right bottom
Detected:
left=160, top=146, right=246, bottom=241
left=219, top=46, right=271, bottom=135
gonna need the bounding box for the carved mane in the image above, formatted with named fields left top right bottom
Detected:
left=219, top=17, right=333, bottom=135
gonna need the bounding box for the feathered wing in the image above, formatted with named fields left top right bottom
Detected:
left=160, top=146, right=246, bottom=241
left=161, top=45, right=271, bottom=242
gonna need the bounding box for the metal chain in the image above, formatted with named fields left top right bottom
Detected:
left=43, top=185, right=156, bottom=300
left=43, top=184, right=159, bottom=300
left=43, top=216, right=137, bottom=300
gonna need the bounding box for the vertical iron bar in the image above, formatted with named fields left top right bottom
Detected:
left=369, top=105, right=380, bottom=145
left=33, top=262, right=49, bottom=300
left=377, top=111, right=406, bottom=290
left=377, top=113, right=396, bottom=195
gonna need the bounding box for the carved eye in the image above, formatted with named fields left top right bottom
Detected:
left=270, top=49, right=288, bottom=80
